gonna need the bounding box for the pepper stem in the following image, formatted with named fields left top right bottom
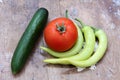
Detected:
left=65, top=10, right=69, bottom=18
left=91, top=26, right=99, bottom=32
left=75, top=18, right=85, bottom=27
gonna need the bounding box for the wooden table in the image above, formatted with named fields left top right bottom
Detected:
left=0, top=0, right=120, bottom=80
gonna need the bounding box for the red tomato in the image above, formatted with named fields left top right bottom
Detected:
left=44, top=17, right=78, bottom=52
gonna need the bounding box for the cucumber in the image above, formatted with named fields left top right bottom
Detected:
left=11, top=8, right=48, bottom=74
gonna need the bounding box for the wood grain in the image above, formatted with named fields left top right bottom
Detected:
left=0, top=0, right=120, bottom=80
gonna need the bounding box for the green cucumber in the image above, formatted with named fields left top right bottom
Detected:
left=11, top=8, right=48, bottom=74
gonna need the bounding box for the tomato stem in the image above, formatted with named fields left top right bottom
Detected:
left=56, top=23, right=66, bottom=33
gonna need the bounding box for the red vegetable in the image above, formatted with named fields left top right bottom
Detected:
left=44, top=17, right=78, bottom=52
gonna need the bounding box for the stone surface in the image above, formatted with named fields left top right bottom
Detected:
left=0, top=0, right=120, bottom=80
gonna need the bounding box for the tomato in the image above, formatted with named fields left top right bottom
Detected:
left=44, top=17, right=78, bottom=52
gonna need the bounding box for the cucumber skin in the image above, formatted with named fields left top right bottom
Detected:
left=11, top=8, right=48, bottom=74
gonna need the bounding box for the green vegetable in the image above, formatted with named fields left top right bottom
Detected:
left=68, top=29, right=108, bottom=67
left=43, top=20, right=95, bottom=64
left=40, top=22, right=83, bottom=58
left=11, top=8, right=48, bottom=74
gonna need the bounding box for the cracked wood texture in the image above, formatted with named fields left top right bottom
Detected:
left=0, top=0, right=120, bottom=80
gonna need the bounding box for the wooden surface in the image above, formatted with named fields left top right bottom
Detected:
left=0, top=0, right=120, bottom=80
